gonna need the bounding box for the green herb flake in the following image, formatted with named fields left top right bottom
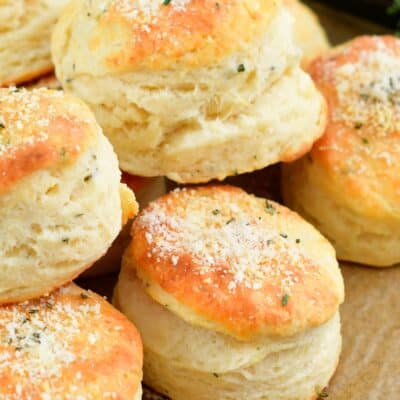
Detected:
left=237, top=64, right=246, bottom=73
left=62, top=238, right=69, bottom=243
left=32, top=332, right=41, bottom=343
left=163, top=0, right=171, bottom=5
left=213, top=373, right=219, bottom=378
left=80, top=292, right=89, bottom=299
left=226, top=218, right=235, bottom=225
left=354, top=122, right=363, bottom=129
left=281, top=293, right=289, bottom=307
left=361, top=137, right=369, bottom=145
left=265, top=201, right=276, bottom=215
left=84, top=174, right=92, bottom=182
left=295, top=238, right=301, bottom=244
left=212, top=209, right=220, bottom=216
left=0, top=123, right=5, bottom=129
left=317, top=388, right=329, bottom=399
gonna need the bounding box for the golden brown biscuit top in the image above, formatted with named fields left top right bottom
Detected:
left=82, top=0, right=278, bottom=71
left=308, top=35, right=400, bottom=214
left=0, top=87, right=97, bottom=194
left=0, top=284, right=143, bottom=400
left=128, top=185, right=344, bottom=340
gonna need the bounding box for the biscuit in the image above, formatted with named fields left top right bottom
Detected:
left=0, top=0, right=69, bottom=86
left=282, top=35, right=400, bottom=267
left=115, top=185, right=344, bottom=400
left=52, top=0, right=326, bottom=183
left=25, top=71, right=149, bottom=277
left=0, top=87, right=138, bottom=303
left=0, top=283, right=143, bottom=399
left=284, top=0, right=330, bottom=67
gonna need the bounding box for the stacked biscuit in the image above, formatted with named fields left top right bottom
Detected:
left=115, top=186, right=344, bottom=400
left=51, top=0, right=327, bottom=183
left=4, top=0, right=398, bottom=399
left=283, top=35, right=400, bottom=267
left=0, top=87, right=143, bottom=398
left=0, top=0, right=70, bottom=86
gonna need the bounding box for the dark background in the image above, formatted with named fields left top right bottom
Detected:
left=318, top=0, right=397, bottom=28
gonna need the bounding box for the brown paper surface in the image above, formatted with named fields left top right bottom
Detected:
left=79, top=5, right=399, bottom=399
left=330, top=264, right=400, bottom=399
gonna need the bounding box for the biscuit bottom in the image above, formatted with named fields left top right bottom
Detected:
left=109, top=66, right=325, bottom=183
left=115, top=272, right=341, bottom=400
left=0, top=0, right=68, bottom=85
left=282, top=160, right=400, bottom=267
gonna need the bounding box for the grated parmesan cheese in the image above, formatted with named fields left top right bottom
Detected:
left=333, top=44, right=400, bottom=136
left=316, top=37, right=400, bottom=179
left=137, top=188, right=314, bottom=294
left=0, top=286, right=119, bottom=400
left=0, top=87, right=65, bottom=159
left=113, top=0, right=191, bottom=20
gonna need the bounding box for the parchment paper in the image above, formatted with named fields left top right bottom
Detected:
left=330, top=264, right=400, bottom=399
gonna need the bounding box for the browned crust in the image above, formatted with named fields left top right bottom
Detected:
left=0, top=283, right=143, bottom=399
left=126, top=185, right=343, bottom=340
left=86, top=0, right=279, bottom=71
left=307, top=35, right=400, bottom=214
left=25, top=73, right=62, bottom=90
left=0, top=88, right=98, bottom=194
left=1, top=64, right=54, bottom=87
